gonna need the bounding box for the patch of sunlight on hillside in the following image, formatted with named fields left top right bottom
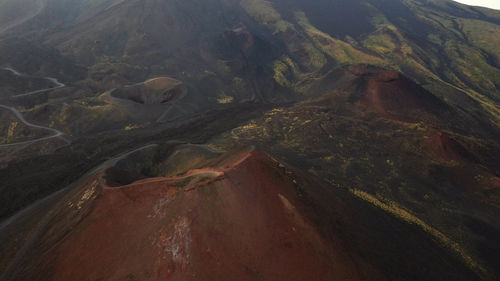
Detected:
left=349, top=188, right=486, bottom=278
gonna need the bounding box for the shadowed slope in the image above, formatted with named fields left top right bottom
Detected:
left=4, top=151, right=377, bottom=281
left=1, top=149, right=480, bottom=281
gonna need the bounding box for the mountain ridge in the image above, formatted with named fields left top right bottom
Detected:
left=0, top=0, right=499, bottom=280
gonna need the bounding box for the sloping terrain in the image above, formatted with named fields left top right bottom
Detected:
left=0, top=68, right=54, bottom=98
left=0, top=147, right=480, bottom=281
left=0, top=108, right=52, bottom=145
left=111, top=77, right=185, bottom=105
left=0, top=0, right=43, bottom=35
left=0, top=0, right=498, bottom=280
left=212, top=65, right=500, bottom=279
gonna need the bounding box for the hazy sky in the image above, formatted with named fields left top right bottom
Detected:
left=453, top=0, right=500, bottom=10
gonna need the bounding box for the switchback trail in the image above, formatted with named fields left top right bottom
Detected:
left=0, top=67, right=66, bottom=147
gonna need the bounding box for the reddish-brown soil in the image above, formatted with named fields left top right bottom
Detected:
left=423, top=129, right=475, bottom=163
left=11, top=151, right=383, bottom=281
left=223, top=27, right=255, bottom=54
left=348, top=65, right=448, bottom=121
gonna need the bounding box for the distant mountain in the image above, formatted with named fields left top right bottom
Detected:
left=0, top=0, right=499, bottom=280
left=1, top=0, right=499, bottom=111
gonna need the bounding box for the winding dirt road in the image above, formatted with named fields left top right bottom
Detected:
left=0, top=67, right=66, bottom=147
left=12, top=76, right=65, bottom=98
left=2, top=67, right=66, bottom=98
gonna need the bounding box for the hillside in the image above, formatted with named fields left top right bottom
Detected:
left=0, top=0, right=499, bottom=280
left=0, top=147, right=481, bottom=280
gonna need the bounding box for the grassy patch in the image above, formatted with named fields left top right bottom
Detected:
left=240, top=0, right=293, bottom=34
left=459, top=18, right=500, bottom=65
left=349, top=188, right=486, bottom=278
left=295, top=11, right=384, bottom=66
left=216, top=91, right=234, bottom=104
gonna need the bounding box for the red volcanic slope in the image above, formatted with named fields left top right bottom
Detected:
left=423, top=129, right=475, bottom=163
left=11, top=151, right=382, bottom=281
left=348, top=65, right=448, bottom=120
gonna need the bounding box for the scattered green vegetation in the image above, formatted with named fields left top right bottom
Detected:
left=349, top=188, right=486, bottom=278
left=295, top=11, right=384, bottom=66
left=273, top=60, right=292, bottom=87
left=240, top=0, right=294, bottom=34
left=216, top=91, right=234, bottom=104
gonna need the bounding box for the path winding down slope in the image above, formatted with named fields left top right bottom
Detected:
left=0, top=67, right=66, bottom=147
left=2, top=67, right=65, bottom=98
